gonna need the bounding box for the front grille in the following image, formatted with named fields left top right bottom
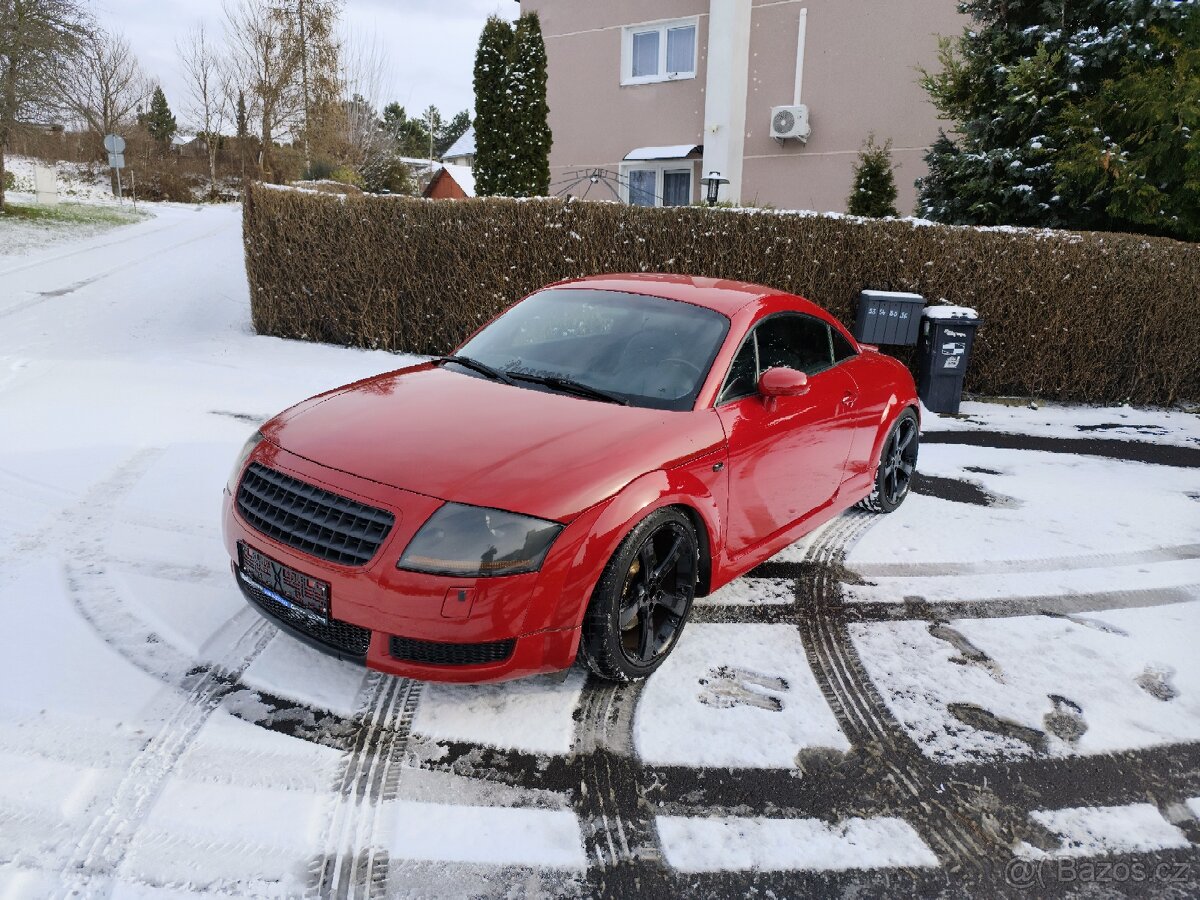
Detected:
left=237, top=462, right=395, bottom=567
left=389, top=635, right=516, bottom=667
left=239, top=570, right=371, bottom=658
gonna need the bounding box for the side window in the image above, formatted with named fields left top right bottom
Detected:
left=756, top=315, right=834, bottom=375
left=830, top=326, right=858, bottom=363
left=718, top=335, right=758, bottom=404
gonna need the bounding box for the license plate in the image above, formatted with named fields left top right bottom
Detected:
left=239, top=542, right=330, bottom=622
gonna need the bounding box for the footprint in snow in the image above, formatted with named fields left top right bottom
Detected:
left=697, top=665, right=789, bottom=712
left=1043, top=694, right=1087, bottom=745
left=1136, top=666, right=1178, bottom=702
left=947, top=702, right=1047, bottom=753
left=928, top=623, right=1004, bottom=680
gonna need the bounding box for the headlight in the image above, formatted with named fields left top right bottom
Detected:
left=398, top=503, right=562, bottom=578
left=227, top=430, right=264, bottom=491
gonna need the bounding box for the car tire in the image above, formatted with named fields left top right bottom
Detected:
left=578, top=507, right=699, bottom=682
left=859, top=408, right=920, bottom=514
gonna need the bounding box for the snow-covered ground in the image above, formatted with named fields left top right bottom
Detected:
left=4, top=155, right=118, bottom=203
left=0, top=205, right=1197, bottom=896
left=924, top=398, right=1200, bottom=448
left=2, top=156, right=155, bottom=259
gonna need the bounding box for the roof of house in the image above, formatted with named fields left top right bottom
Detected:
left=429, top=163, right=476, bottom=198
left=623, top=144, right=702, bottom=161
left=441, top=127, right=475, bottom=161
left=395, top=156, right=437, bottom=171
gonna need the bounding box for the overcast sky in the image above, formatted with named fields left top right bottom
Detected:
left=93, top=0, right=518, bottom=129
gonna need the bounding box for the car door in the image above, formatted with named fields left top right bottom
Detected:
left=715, top=314, right=860, bottom=558
left=827, top=324, right=891, bottom=492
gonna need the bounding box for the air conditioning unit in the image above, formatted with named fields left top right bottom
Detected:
left=771, top=105, right=811, bottom=143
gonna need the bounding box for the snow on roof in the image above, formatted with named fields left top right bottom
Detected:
left=861, top=290, right=924, bottom=301
left=922, top=304, right=979, bottom=320
left=442, top=127, right=475, bottom=161
left=437, top=163, right=476, bottom=197
left=624, top=144, right=702, bottom=161
left=172, top=132, right=197, bottom=145
left=395, top=156, right=437, bottom=171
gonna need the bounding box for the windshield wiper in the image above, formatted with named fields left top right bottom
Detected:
left=432, top=355, right=516, bottom=385
left=506, top=372, right=628, bottom=406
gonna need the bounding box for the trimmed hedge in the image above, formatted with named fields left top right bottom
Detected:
left=244, top=185, right=1200, bottom=405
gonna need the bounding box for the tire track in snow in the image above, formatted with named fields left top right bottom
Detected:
left=0, top=448, right=280, bottom=894
left=694, top=583, right=1200, bottom=626
left=306, top=672, right=422, bottom=900
left=921, top=430, right=1200, bottom=468
left=264, top=503, right=1198, bottom=895
left=849, top=584, right=1200, bottom=623
left=571, top=677, right=674, bottom=897
left=850, top=542, right=1200, bottom=579
left=795, top=510, right=999, bottom=871
left=0, top=213, right=193, bottom=279
left=51, top=619, right=275, bottom=898
left=0, top=449, right=195, bottom=680
left=0, top=222, right=232, bottom=321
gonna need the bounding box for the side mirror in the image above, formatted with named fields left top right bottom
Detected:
left=758, top=367, right=810, bottom=399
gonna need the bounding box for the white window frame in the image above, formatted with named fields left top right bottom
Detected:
left=620, top=16, right=700, bottom=86
left=619, top=161, right=696, bottom=208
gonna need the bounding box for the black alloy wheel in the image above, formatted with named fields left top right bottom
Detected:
left=579, top=508, right=699, bottom=682
left=861, top=410, right=920, bottom=513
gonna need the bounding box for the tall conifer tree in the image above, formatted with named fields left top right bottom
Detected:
left=472, top=15, right=514, bottom=197
left=509, top=12, right=551, bottom=196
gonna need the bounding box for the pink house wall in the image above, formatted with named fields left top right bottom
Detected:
left=519, top=0, right=965, bottom=214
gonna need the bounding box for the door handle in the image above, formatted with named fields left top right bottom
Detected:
left=842, top=391, right=858, bottom=407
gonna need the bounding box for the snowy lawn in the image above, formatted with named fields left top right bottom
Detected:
left=0, top=202, right=1197, bottom=895
left=0, top=199, right=150, bottom=258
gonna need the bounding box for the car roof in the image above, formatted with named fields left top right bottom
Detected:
left=547, top=273, right=791, bottom=317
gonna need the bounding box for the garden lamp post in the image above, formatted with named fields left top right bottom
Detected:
left=701, top=171, right=729, bottom=206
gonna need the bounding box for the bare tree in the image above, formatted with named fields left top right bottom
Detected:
left=55, top=28, right=146, bottom=141
left=224, top=0, right=301, bottom=180
left=338, top=28, right=385, bottom=170
left=281, top=0, right=341, bottom=169
left=178, top=23, right=229, bottom=196
left=0, top=0, right=89, bottom=210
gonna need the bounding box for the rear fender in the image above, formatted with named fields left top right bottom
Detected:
left=869, top=398, right=920, bottom=472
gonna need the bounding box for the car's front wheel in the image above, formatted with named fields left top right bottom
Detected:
left=578, top=507, right=699, bottom=682
left=860, top=409, right=919, bottom=513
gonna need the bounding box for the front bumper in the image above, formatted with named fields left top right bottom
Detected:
left=222, top=443, right=601, bottom=683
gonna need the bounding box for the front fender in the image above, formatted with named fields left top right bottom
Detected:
left=525, top=456, right=726, bottom=636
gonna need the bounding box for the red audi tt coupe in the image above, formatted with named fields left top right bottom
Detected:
left=222, top=274, right=919, bottom=683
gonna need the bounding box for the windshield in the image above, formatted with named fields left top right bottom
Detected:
left=456, top=288, right=730, bottom=411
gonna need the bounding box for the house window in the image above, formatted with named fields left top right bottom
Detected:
left=628, top=170, right=657, bottom=207
left=662, top=170, right=691, bottom=207
left=622, top=163, right=694, bottom=208
left=622, top=18, right=699, bottom=85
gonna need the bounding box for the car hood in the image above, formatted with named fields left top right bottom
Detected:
left=262, top=365, right=726, bottom=522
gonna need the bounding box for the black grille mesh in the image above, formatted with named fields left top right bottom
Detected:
left=389, top=635, right=516, bottom=667
left=237, top=462, right=395, bottom=567
left=240, top=571, right=371, bottom=658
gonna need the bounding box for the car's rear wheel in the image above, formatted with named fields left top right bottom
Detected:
left=578, top=508, right=699, bottom=682
left=859, top=409, right=919, bottom=513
